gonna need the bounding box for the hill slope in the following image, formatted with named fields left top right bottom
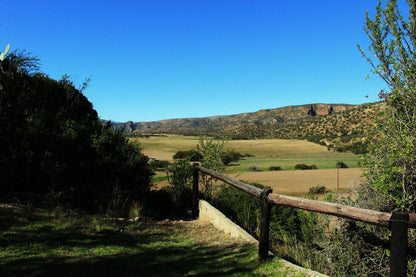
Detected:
left=114, top=102, right=382, bottom=151
left=114, top=103, right=355, bottom=135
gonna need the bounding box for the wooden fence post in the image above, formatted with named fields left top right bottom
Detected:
left=192, top=163, right=199, bottom=219
left=259, top=187, right=272, bottom=260
left=390, top=211, right=409, bottom=277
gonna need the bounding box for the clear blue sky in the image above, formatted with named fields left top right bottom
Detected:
left=2, top=0, right=390, bottom=122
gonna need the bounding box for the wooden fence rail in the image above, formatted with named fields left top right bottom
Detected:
left=192, top=164, right=416, bottom=277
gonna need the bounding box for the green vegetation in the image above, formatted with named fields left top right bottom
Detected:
left=149, top=160, right=170, bottom=170
left=172, top=149, right=202, bottom=161
left=211, top=185, right=325, bottom=274
left=294, top=164, right=317, bottom=170
left=308, top=186, right=327, bottom=194
left=269, top=166, right=282, bottom=171
left=358, top=0, right=416, bottom=213
left=0, top=205, right=302, bottom=276
left=221, top=149, right=244, bottom=165
left=225, top=152, right=359, bottom=172
left=336, top=161, right=349, bottom=168
left=0, top=50, right=152, bottom=213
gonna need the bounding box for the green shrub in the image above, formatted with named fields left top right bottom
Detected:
left=212, top=184, right=319, bottom=242
left=294, top=164, right=317, bottom=170
left=336, top=161, right=349, bottom=168
left=309, top=186, right=327, bottom=194
left=172, top=149, right=203, bottom=161
left=0, top=52, right=152, bottom=212
left=248, top=166, right=259, bottom=171
left=221, top=149, right=243, bottom=165
left=149, top=160, right=170, bottom=170
left=269, top=166, right=282, bottom=171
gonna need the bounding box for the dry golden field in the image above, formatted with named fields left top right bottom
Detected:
left=153, top=168, right=362, bottom=193
left=135, top=135, right=335, bottom=160
left=229, top=168, right=362, bottom=194
left=133, top=135, right=363, bottom=193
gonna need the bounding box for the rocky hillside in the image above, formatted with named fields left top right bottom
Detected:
left=114, top=102, right=384, bottom=153
left=114, top=103, right=355, bottom=134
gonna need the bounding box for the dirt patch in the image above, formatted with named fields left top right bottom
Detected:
left=228, top=168, right=362, bottom=194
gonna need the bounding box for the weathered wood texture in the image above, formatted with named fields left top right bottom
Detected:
left=195, top=165, right=416, bottom=275
left=192, top=164, right=199, bottom=219
left=196, top=166, right=262, bottom=197
left=259, top=187, right=273, bottom=260
left=390, top=212, right=409, bottom=277
left=196, top=166, right=416, bottom=228
left=268, top=193, right=393, bottom=227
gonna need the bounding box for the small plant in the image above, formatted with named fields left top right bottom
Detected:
left=129, top=201, right=143, bottom=218
left=269, top=166, right=282, bottom=171
left=248, top=166, right=259, bottom=172
left=336, top=161, right=348, bottom=168
left=309, top=186, right=327, bottom=194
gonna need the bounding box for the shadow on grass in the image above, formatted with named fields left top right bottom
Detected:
left=0, top=207, right=263, bottom=276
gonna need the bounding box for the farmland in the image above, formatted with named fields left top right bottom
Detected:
left=132, top=135, right=363, bottom=193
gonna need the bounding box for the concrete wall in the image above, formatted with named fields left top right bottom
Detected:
left=198, top=199, right=257, bottom=244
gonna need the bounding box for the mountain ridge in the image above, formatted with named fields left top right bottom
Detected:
left=114, top=103, right=357, bottom=133
left=113, top=102, right=382, bottom=153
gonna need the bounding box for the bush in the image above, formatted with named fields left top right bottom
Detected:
left=336, top=161, right=349, bottom=168
left=221, top=149, right=243, bottom=165
left=149, top=160, right=170, bottom=170
left=0, top=52, right=152, bottom=212
left=294, top=164, right=317, bottom=170
left=212, top=184, right=319, bottom=242
left=269, top=166, right=282, bottom=171
left=172, top=149, right=203, bottom=161
left=248, top=166, right=260, bottom=171
left=309, top=186, right=327, bottom=194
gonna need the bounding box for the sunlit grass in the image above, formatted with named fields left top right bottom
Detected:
left=0, top=205, right=306, bottom=276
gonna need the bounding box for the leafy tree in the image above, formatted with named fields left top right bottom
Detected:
left=0, top=49, right=152, bottom=212
left=220, top=149, right=243, bottom=165
left=172, top=149, right=202, bottom=161
left=196, top=137, right=225, bottom=198
left=358, top=0, right=416, bottom=212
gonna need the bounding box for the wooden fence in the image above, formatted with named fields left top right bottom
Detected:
left=192, top=164, right=416, bottom=277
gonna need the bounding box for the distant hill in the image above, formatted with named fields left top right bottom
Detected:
left=113, top=102, right=383, bottom=153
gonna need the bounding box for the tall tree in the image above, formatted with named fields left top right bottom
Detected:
left=358, top=0, right=416, bottom=211
left=0, top=49, right=152, bottom=212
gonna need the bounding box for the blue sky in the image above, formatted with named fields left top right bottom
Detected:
left=2, top=0, right=390, bottom=122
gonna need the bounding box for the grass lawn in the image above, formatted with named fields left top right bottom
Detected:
left=0, top=204, right=305, bottom=276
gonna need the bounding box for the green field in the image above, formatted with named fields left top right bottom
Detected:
left=133, top=135, right=361, bottom=172
left=227, top=152, right=360, bottom=172
left=0, top=205, right=304, bottom=276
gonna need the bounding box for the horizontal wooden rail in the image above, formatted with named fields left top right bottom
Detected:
left=196, top=165, right=262, bottom=198
left=196, top=165, right=416, bottom=228
left=268, top=193, right=392, bottom=227
left=194, top=165, right=416, bottom=274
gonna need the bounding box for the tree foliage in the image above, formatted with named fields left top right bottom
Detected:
left=0, top=50, right=152, bottom=212
left=359, top=0, right=416, bottom=212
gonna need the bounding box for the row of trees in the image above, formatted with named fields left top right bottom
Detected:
left=0, top=49, right=152, bottom=212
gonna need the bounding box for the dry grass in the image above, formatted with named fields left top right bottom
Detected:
left=229, top=168, right=362, bottom=194
left=133, top=135, right=336, bottom=161
left=131, top=135, right=201, bottom=160
left=154, top=168, right=362, bottom=194
left=137, top=135, right=362, bottom=194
